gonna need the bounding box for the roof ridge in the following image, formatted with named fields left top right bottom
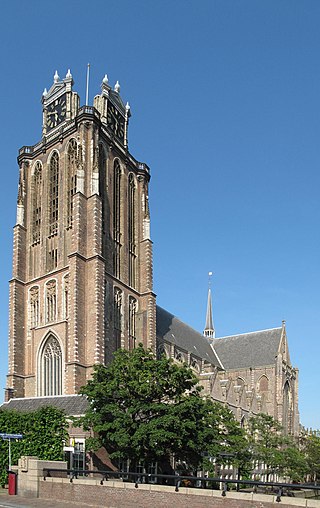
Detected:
left=3, top=394, right=84, bottom=402
left=215, top=327, right=282, bottom=340
left=157, top=305, right=206, bottom=339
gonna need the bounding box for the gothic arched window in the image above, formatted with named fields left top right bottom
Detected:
left=48, top=152, right=59, bottom=236
left=174, top=350, right=184, bottom=363
left=283, top=381, right=292, bottom=434
left=113, top=160, right=121, bottom=278
left=191, top=357, right=201, bottom=373
left=32, top=162, right=42, bottom=245
left=29, top=286, right=39, bottom=328
left=128, top=296, right=137, bottom=350
left=114, top=287, right=122, bottom=349
left=39, top=335, right=62, bottom=396
left=66, top=139, right=77, bottom=228
left=45, top=280, right=57, bottom=323
left=258, top=375, right=269, bottom=393
left=128, top=173, right=136, bottom=288
left=99, top=144, right=107, bottom=219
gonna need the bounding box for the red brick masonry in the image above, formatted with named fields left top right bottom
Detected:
left=39, top=479, right=320, bottom=508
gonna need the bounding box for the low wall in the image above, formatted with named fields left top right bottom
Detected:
left=16, top=456, right=67, bottom=498
left=39, top=477, right=320, bottom=508
left=14, top=458, right=320, bottom=508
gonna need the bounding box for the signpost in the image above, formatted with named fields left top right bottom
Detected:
left=0, top=433, right=23, bottom=470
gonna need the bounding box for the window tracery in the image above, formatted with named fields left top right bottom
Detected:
left=128, top=296, right=137, bottom=350
left=174, top=349, right=186, bottom=363
left=114, top=287, right=122, bottom=349
left=32, top=162, right=42, bottom=245
left=66, top=139, right=77, bottom=228
left=113, top=160, right=121, bottom=278
left=46, top=280, right=57, bottom=323
left=29, top=286, right=39, bottom=328
left=48, top=152, right=59, bottom=236
left=157, top=343, right=170, bottom=359
left=39, top=335, right=62, bottom=396
left=191, top=357, right=201, bottom=373
left=128, top=173, right=136, bottom=288
left=99, top=144, right=107, bottom=234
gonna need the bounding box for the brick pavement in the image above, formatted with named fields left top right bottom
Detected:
left=0, top=490, right=96, bottom=508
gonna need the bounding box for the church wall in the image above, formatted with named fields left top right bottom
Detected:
left=6, top=74, right=156, bottom=400
left=216, top=366, right=277, bottom=420
left=6, top=71, right=298, bottom=437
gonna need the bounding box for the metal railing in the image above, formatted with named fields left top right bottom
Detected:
left=77, top=105, right=100, bottom=119
left=42, top=468, right=320, bottom=502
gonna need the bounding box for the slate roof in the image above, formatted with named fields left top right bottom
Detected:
left=0, top=395, right=89, bottom=416
left=213, top=328, right=283, bottom=370
left=156, top=305, right=222, bottom=368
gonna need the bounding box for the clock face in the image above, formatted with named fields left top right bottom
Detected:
left=46, top=94, right=67, bottom=130
left=107, top=104, right=125, bottom=142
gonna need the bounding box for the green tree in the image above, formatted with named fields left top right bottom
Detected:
left=247, top=414, right=309, bottom=483
left=0, top=406, right=68, bottom=487
left=247, top=413, right=285, bottom=481
left=79, top=345, right=246, bottom=473
left=280, top=443, right=308, bottom=483
left=200, top=402, right=250, bottom=482
left=304, top=433, right=320, bottom=482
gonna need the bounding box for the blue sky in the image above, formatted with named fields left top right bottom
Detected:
left=0, top=0, right=319, bottom=428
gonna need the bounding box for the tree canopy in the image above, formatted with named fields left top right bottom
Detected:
left=303, top=432, right=320, bottom=482
left=246, top=413, right=308, bottom=482
left=0, top=406, right=68, bottom=487
left=246, top=413, right=285, bottom=480
left=79, top=344, right=246, bottom=472
left=78, top=345, right=316, bottom=484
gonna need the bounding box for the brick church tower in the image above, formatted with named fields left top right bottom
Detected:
left=6, top=70, right=156, bottom=400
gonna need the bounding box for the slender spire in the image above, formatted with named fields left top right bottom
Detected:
left=204, top=271, right=215, bottom=340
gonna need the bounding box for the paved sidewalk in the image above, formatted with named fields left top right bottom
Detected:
left=0, top=490, right=98, bottom=508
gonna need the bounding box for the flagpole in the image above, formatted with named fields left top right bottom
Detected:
left=85, top=63, right=90, bottom=106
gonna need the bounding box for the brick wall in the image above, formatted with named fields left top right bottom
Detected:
left=39, top=479, right=317, bottom=508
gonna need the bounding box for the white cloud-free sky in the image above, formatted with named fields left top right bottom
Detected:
left=0, top=0, right=319, bottom=428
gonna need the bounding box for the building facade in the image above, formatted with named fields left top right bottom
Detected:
left=156, top=307, right=300, bottom=436
left=6, top=71, right=156, bottom=400
left=5, top=70, right=299, bottom=437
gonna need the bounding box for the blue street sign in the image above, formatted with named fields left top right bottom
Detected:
left=0, top=433, right=23, bottom=440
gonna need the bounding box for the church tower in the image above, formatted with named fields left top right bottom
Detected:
left=203, top=272, right=215, bottom=341
left=6, top=70, right=156, bottom=400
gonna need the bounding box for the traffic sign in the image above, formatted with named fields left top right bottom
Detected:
left=0, top=433, right=23, bottom=440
